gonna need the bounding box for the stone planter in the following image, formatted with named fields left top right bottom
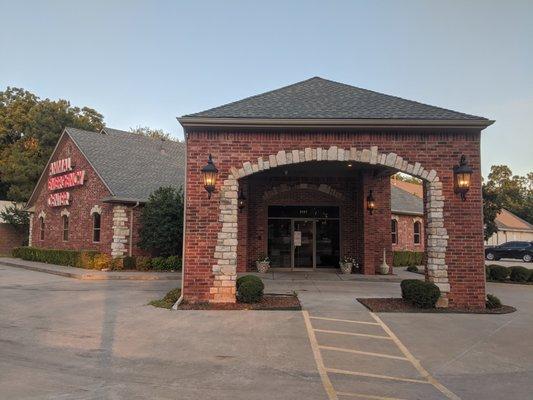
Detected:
left=256, top=261, right=270, bottom=273
left=339, top=262, right=353, bottom=274
left=379, top=263, right=390, bottom=275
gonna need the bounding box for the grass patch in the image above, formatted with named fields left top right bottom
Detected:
left=149, top=287, right=181, bottom=309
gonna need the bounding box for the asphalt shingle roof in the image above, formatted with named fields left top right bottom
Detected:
left=184, top=77, right=487, bottom=120
left=66, top=127, right=184, bottom=203
left=391, top=186, right=423, bottom=216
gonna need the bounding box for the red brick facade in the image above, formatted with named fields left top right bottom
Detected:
left=0, top=223, right=25, bottom=254
left=28, top=134, right=146, bottom=257
left=392, top=213, right=425, bottom=252
left=184, top=129, right=485, bottom=308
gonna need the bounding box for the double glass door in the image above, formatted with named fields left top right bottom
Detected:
left=267, top=206, right=340, bottom=270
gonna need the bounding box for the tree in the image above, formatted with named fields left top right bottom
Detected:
left=482, top=183, right=502, bottom=241
left=139, top=186, right=184, bottom=257
left=392, top=172, right=422, bottom=184
left=0, top=202, right=29, bottom=235
left=0, top=87, right=105, bottom=201
left=130, top=125, right=174, bottom=141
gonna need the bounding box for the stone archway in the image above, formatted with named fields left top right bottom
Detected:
left=212, top=146, right=449, bottom=306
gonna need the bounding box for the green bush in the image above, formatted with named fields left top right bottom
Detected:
left=149, top=287, right=181, bottom=309
left=123, top=256, right=136, bottom=269
left=393, top=251, right=424, bottom=267
left=509, top=266, right=530, bottom=282
left=12, top=247, right=98, bottom=268
left=489, top=265, right=509, bottom=281
left=406, top=265, right=419, bottom=273
left=486, top=294, right=502, bottom=309
left=236, top=274, right=261, bottom=289
left=485, top=265, right=493, bottom=280
left=401, top=279, right=440, bottom=308
left=166, top=256, right=182, bottom=271
left=151, top=257, right=167, bottom=271
left=135, top=256, right=152, bottom=271
left=237, top=276, right=264, bottom=303
left=529, top=269, right=533, bottom=282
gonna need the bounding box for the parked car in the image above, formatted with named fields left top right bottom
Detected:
left=485, top=241, right=533, bottom=262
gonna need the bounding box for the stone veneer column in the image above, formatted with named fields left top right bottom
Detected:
left=28, top=214, right=33, bottom=247
left=111, top=205, right=129, bottom=258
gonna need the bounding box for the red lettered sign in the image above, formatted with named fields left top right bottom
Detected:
left=48, top=170, right=85, bottom=191
left=49, top=158, right=72, bottom=176
left=48, top=192, right=70, bottom=207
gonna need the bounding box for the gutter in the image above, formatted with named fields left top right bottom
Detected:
left=178, top=117, right=495, bottom=130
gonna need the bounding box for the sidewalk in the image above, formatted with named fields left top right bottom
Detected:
left=0, top=257, right=181, bottom=281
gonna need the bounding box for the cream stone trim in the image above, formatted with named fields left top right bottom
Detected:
left=37, top=211, right=46, bottom=220
left=211, top=146, right=449, bottom=306
left=111, top=205, right=129, bottom=258
left=90, top=205, right=102, bottom=215
left=60, top=209, right=70, bottom=217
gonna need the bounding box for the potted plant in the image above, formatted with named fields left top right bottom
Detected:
left=255, top=254, right=271, bottom=273
left=339, top=256, right=356, bottom=274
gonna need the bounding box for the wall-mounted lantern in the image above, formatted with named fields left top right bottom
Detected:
left=366, top=190, right=375, bottom=215
left=238, top=188, right=246, bottom=212
left=453, top=155, right=473, bottom=201
left=201, top=154, right=218, bottom=199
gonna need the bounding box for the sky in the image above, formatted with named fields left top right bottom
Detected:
left=1, top=0, right=532, bottom=177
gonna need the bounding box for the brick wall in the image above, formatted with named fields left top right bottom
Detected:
left=0, top=224, right=25, bottom=254
left=392, top=213, right=425, bottom=252
left=184, top=129, right=485, bottom=307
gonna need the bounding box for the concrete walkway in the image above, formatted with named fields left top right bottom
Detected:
left=0, top=257, right=181, bottom=280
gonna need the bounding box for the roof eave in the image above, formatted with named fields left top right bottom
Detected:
left=392, top=209, right=424, bottom=216
left=178, top=117, right=495, bottom=130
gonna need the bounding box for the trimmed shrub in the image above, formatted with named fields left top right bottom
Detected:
left=489, top=265, right=509, bottom=281
left=393, top=251, right=424, bottom=267
left=401, top=279, right=440, bottom=308
left=509, top=266, right=530, bottom=282
left=149, top=287, right=181, bottom=309
left=486, top=294, right=502, bottom=309
left=529, top=269, right=533, bottom=282
left=485, top=265, right=493, bottom=281
left=110, top=258, right=124, bottom=271
left=93, top=253, right=112, bottom=270
left=123, top=256, right=136, bottom=270
left=165, top=256, right=182, bottom=271
left=237, top=275, right=265, bottom=303
left=12, top=247, right=98, bottom=268
left=406, top=265, right=419, bottom=273
left=136, top=256, right=152, bottom=271
left=236, top=274, right=261, bottom=289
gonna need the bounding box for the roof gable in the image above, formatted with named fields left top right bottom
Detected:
left=183, top=77, right=489, bottom=122
left=391, top=185, right=423, bottom=216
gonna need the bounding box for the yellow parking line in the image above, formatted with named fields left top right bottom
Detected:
left=310, top=316, right=380, bottom=325
left=314, top=329, right=391, bottom=340
left=302, top=311, right=338, bottom=400
left=326, top=368, right=429, bottom=384
left=319, top=345, right=409, bottom=361
left=369, top=312, right=462, bottom=400
left=336, top=391, right=407, bottom=400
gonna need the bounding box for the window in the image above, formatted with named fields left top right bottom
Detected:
left=92, top=212, right=101, bottom=242
left=39, top=217, right=45, bottom=241
left=414, top=221, right=421, bottom=245
left=391, top=219, right=398, bottom=245
left=62, top=215, right=69, bottom=241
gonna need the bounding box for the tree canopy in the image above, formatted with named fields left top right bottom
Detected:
left=129, top=125, right=174, bottom=141
left=139, top=186, right=184, bottom=257
left=0, top=87, right=105, bottom=201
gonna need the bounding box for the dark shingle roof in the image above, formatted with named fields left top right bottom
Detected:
left=184, top=77, right=487, bottom=121
left=67, top=127, right=184, bottom=203
left=391, top=186, right=423, bottom=216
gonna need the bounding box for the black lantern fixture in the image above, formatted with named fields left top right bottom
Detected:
left=453, top=155, right=473, bottom=201
left=201, top=154, right=218, bottom=199
left=238, top=188, right=246, bottom=212
left=366, top=190, right=375, bottom=215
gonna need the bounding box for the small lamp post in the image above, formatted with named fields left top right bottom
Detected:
left=201, top=154, right=218, bottom=199
left=453, top=155, right=473, bottom=201
left=366, top=190, right=375, bottom=215
left=238, top=188, right=246, bottom=212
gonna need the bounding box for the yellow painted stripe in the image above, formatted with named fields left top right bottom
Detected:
left=314, top=329, right=391, bottom=340
left=310, top=316, right=380, bottom=325
left=336, top=391, right=407, bottom=400
left=302, top=311, right=338, bottom=400
left=319, top=345, right=409, bottom=361
left=369, top=312, right=462, bottom=400
left=326, top=368, right=429, bottom=384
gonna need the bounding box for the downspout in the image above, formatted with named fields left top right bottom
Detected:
left=129, top=202, right=140, bottom=256
left=173, top=132, right=187, bottom=310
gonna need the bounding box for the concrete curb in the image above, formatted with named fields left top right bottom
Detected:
left=0, top=260, right=180, bottom=281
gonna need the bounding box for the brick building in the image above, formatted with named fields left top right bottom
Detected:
left=178, top=77, right=493, bottom=308
left=0, top=201, right=26, bottom=254
left=26, top=128, right=184, bottom=257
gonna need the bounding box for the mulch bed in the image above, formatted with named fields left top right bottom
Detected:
left=357, top=297, right=516, bottom=314
left=177, top=294, right=301, bottom=310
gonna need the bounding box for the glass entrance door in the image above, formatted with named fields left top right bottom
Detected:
left=293, top=219, right=315, bottom=268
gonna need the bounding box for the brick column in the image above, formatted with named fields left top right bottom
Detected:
left=361, top=172, right=392, bottom=274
